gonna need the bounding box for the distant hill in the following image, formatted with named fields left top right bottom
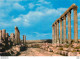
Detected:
left=25, top=39, right=52, bottom=44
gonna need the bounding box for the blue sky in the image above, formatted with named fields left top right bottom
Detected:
left=0, top=0, right=80, bottom=40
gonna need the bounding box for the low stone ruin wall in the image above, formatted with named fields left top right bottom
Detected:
left=40, top=43, right=80, bottom=56
left=0, top=45, right=27, bottom=56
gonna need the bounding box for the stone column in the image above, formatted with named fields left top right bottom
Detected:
left=25, top=35, right=26, bottom=44
left=18, top=32, right=20, bottom=44
left=5, top=33, right=9, bottom=43
left=52, top=25, right=55, bottom=44
left=0, top=30, right=2, bottom=42
left=10, top=33, right=15, bottom=42
left=15, top=26, right=18, bottom=44
left=23, top=35, right=24, bottom=44
left=55, top=23, right=57, bottom=43
left=63, top=15, right=67, bottom=43
left=17, top=30, right=19, bottom=44
left=73, top=7, right=78, bottom=43
left=60, top=19, right=62, bottom=44
left=67, top=11, right=71, bottom=44
left=2, top=29, right=6, bottom=41
left=57, top=21, right=59, bottom=43
left=6, top=33, right=9, bottom=39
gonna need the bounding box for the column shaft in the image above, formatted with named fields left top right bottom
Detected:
left=52, top=25, right=55, bottom=44
left=63, top=16, right=67, bottom=43
left=55, top=24, right=57, bottom=43
left=15, top=28, right=18, bottom=44
left=25, top=35, right=26, bottom=44
left=2, top=29, right=6, bottom=41
left=23, top=35, right=24, bottom=44
left=60, top=20, right=62, bottom=44
left=67, top=11, right=71, bottom=44
left=57, top=22, right=59, bottom=43
left=74, top=7, right=78, bottom=43
left=0, top=30, right=2, bottom=42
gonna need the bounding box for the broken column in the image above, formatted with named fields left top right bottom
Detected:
left=15, top=26, right=18, bottom=44
left=5, top=33, right=9, bottom=49
left=23, top=35, right=26, bottom=45
left=24, top=35, right=26, bottom=44
left=67, top=11, right=71, bottom=44
left=6, top=33, right=9, bottom=38
left=15, top=26, right=20, bottom=45
left=0, top=30, right=5, bottom=52
left=18, top=30, right=20, bottom=44
left=6, top=33, right=9, bottom=41
left=23, top=35, right=24, bottom=44
left=10, top=33, right=15, bottom=42
left=73, top=7, right=78, bottom=43
left=2, top=29, right=6, bottom=41
left=0, top=30, right=2, bottom=42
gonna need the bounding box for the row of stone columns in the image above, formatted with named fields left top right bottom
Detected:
left=52, top=4, right=78, bottom=44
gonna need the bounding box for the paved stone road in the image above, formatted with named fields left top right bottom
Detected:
left=19, top=48, right=62, bottom=56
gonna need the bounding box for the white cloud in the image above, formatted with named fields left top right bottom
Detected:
left=38, top=0, right=51, bottom=4
left=13, top=17, right=21, bottom=22
left=57, top=8, right=67, bottom=12
left=13, top=3, right=25, bottom=10
left=0, top=22, right=11, bottom=27
left=12, top=7, right=67, bottom=26
left=6, top=0, right=22, bottom=1
left=28, top=3, right=34, bottom=9
left=0, top=1, right=25, bottom=20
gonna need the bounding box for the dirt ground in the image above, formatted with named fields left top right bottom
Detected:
left=19, top=48, right=62, bottom=56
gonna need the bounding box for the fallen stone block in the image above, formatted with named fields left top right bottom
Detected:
left=48, top=48, right=53, bottom=52
left=63, top=48, right=68, bottom=51
left=68, top=52, right=77, bottom=56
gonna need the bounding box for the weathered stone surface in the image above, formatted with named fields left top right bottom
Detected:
left=2, top=29, right=6, bottom=41
left=63, top=16, right=66, bottom=43
left=60, top=19, right=62, bottom=44
left=0, top=30, right=2, bottom=42
left=55, top=24, right=57, bottom=43
left=48, top=48, right=53, bottom=52
left=68, top=11, right=71, bottom=44
left=57, top=22, right=59, bottom=43
left=15, top=26, right=20, bottom=45
left=10, top=33, right=15, bottom=42
left=52, top=25, right=55, bottom=44
left=68, top=52, right=77, bottom=56
left=63, top=48, right=68, bottom=51
left=74, top=7, right=78, bottom=43
left=52, top=4, right=78, bottom=45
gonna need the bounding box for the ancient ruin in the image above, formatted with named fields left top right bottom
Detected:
left=23, top=35, right=26, bottom=45
left=15, top=26, right=20, bottom=45
left=0, top=26, right=26, bottom=56
left=0, top=4, right=80, bottom=56
left=52, top=4, right=78, bottom=44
